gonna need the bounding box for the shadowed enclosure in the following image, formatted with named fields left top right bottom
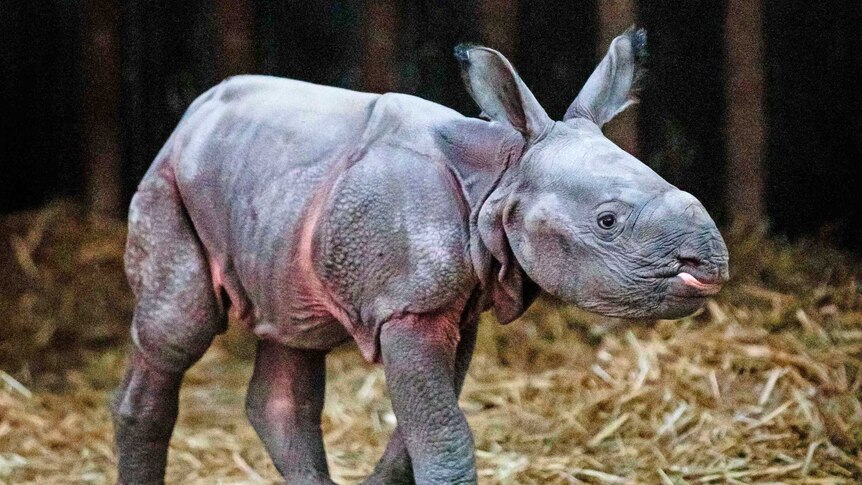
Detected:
left=1, top=1, right=862, bottom=484
left=2, top=0, right=861, bottom=245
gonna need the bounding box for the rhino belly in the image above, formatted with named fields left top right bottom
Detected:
left=250, top=314, right=351, bottom=350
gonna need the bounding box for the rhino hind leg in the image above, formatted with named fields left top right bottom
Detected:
left=245, top=340, right=334, bottom=483
left=113, top=166, right=227, bottom=484
left=362, top=427, right=415, bottom=485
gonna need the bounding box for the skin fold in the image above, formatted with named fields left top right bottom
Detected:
left=113, top=28, right=729, bottom=484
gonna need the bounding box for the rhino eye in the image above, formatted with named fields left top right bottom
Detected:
left=597, top=213, right=617, bottom=229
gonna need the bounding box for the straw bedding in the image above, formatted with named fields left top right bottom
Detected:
left=1, top=202, right=860, bottom=484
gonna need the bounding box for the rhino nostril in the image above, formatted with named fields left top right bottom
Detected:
left=685, top=204, right=707, bottom=221
left=678, top=257, right=702, bottom=269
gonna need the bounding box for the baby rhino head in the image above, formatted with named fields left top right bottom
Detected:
left=457, top=28, right=729, bottom=321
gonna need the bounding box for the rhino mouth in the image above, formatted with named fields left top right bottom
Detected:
left=676, top=272, right=722, bottom=295
left=646, top=262, right=723, bottom=296
left=661, top=267, right=723, bottom=299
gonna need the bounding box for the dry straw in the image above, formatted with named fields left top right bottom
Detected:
left=1, top=202, right=860, bottom=484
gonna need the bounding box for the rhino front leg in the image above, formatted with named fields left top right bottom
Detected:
left=379, top=313, right=477, bottom=485
left=246, top=340, right=334, bottom=484
left=363, top=317, right=478, bottom=485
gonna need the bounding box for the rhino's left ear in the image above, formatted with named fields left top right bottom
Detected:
left=564, top=27, right=647, bottom=127
left=455, top=44, right=552, bottom=142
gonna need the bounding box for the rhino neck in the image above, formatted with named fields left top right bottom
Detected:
left=435, top=117, right=537, bottom=323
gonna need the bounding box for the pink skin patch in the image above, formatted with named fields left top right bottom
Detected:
left=677, top=272, right=722, bottom=295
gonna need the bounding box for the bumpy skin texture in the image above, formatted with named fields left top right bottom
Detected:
left=115, top=28, right=730, bottom=484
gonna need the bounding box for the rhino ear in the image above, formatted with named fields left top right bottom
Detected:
left=455, top=44, right=551, bottom=142
left=564, top=27, right=647, bottom=127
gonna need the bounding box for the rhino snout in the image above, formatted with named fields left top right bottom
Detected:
left=649, top=190, right=730, bottom=283
left=676, top=232, right=730, bottom=284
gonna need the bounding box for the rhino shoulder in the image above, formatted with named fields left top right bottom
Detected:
left=314, top=93, right=477, bottom=331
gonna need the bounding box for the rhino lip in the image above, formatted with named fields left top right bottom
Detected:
left=676, top=271, right=722, bottom=296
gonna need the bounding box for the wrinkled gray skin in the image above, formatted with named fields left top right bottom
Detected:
left=113, top=29, right=729, bottom=484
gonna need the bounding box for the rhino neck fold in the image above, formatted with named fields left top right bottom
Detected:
left=474, top=167, right=540, bottom=324
left=435, top=118, right=538, bottom=324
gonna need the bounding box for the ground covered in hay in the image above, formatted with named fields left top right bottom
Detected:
left=2, top=202, right=861, bottom=484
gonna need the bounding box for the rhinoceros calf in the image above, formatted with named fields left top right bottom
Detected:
left=113, top=29, right=729, bottom=484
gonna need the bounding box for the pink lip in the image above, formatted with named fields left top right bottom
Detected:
left=677, top=272, right=722, bottom=295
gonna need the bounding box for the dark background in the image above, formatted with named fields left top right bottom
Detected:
left=1, top=0, right=860, bottom=248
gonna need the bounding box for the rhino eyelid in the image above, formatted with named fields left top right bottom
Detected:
left=591, top=199, right=634, bottom=214
left=591, top=198, right=626, bottom=210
